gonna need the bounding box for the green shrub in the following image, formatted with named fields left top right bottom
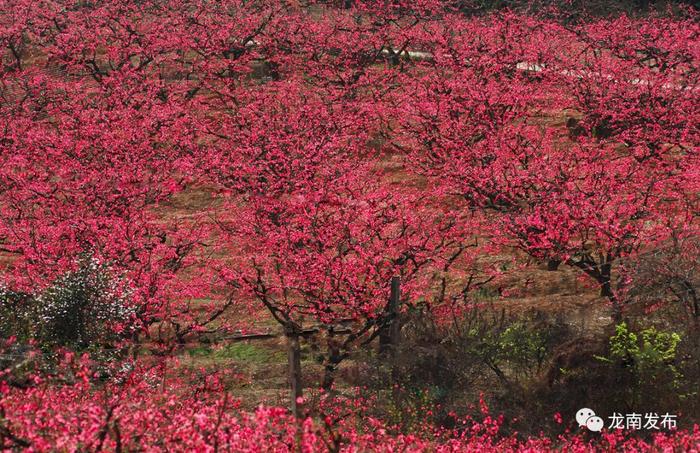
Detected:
left=598, top=322, right=683, bottom=407
left=493, top=321, right=549, bottom=378
left=0, top=256, right=135, bottom=352
left=357, top=308, right=567, bottom=434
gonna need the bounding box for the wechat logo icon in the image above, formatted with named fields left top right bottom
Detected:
left=576, top=408, right=604, bottom=432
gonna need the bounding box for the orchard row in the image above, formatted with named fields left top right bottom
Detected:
left=1, top=1, right=698, bottom=450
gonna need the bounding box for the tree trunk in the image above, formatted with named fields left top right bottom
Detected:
left=599, top=262, right=612, bottom=299
left=681, top=281, right=699, bottom=318
left=321, top=336, right=342, bottom=392
left=547, top=259, right=561, bottom=271
left=570, top=257, right=622, bottom=322
left=286, top=329, right=303, bottom=419
left=598, top=262, right=622, bottom=322
left=379, top=276, right=401, bottom=355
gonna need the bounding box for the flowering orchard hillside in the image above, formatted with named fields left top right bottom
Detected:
left=1, top=1, right=699, bottom=451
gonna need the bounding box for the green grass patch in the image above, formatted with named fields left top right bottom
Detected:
left=188, top=341, right=285, bottom=365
